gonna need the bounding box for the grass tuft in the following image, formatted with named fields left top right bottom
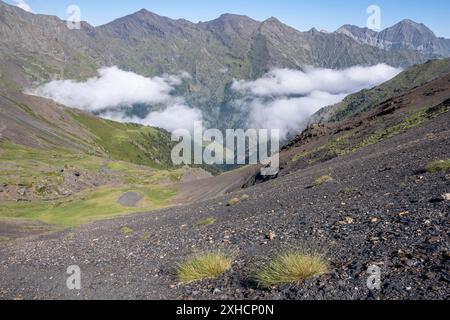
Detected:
left=255, top=252, right=328, bottom=288
left=314, top=175, right=334, bottom=187
left=120, top=226, right=134, bottom=235
left=240, top=194, right=250, bottom=201
left=196, top=217, right=216, bottom=226
left=176, top=252, right=232, bottom=283
left=425, top=160, right=450, bottom=173
left=227, top=198, right=240, bottom=206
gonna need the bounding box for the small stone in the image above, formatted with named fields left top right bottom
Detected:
left=17, top=188, right=26, bottom=196
left=370, top=217, right=379, bottom=224
left=442, top=193, right=450, bottom=201
left=267, top=230, right=276, bottom=241
left=345, top=217, right=354, bottom=224
left=398, top=211, right=409, bottom=217
left=213, top=288, right=221, bottom=294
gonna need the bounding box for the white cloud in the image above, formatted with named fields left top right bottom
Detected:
left=102, top=104, right=203, bottom=133
left=232, top=64, right=401, bottom=139
left=248, top=91, right=346, bottom=138
left=12, top=0, right=32, bottom=12
left=30, top=66, right=202, bottom=133
left=232, top=64, right=401, bottom=96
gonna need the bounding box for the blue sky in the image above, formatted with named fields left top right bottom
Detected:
left=7, top=0, right=450, bottom=38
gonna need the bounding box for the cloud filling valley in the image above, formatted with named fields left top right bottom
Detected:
left=30, top=64, right=401, bottom=137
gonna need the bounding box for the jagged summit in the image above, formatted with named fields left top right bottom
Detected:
left=336, top=19, right=450, bottom=57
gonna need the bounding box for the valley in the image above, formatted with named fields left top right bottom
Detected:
left=0, top=0, right=449, bottom=301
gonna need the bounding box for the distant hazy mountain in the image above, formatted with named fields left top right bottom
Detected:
left=336, top=19, right=450, bottom=58
left=0, top=1, right=431, bottom=128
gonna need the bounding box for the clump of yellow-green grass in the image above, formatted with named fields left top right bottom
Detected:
left=314, top=175, right=334, bottom=187
left=120, top=226, right=134, bottom=235
left=227, top=197, right=241, bottom=206
left=425, top=160, right=450, bottom=173
left=196, top=217, right=216, bottom=226
left=176, top=252, right=232, bottom=283
left=255, top=252, right=328, bottom=288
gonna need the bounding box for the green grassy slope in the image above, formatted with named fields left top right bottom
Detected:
left=68, top=111, right=174, bottom=169
left=0, top=91, right=181, bottom=227
left=313, top=58, right=450, bottom=122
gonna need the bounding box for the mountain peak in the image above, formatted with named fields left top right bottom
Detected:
left=335, top=19, right=449, bottom=57
left=390, top=19, right=435, bottom=36
left=130, top=8, right=165, bottom=20
left=208, top=13, right=259, bottom=26
left=263, top=16, right=282, bottom=24
left=398, top=19, right=423, bottom=26
left=201, top=13, right=260, bottom=38
left=217, top=13, right=252, bottom=20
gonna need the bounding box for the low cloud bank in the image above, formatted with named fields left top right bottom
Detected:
left=101, top=104, right=203, bottom=134
left=232, top=64, right=401, bottom=139
left=30, top=67, right=202, bottom=133
left=30, top=64, right=401, bottom=138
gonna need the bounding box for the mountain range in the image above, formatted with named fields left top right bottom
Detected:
left=336, top=19, right=450, bottom=58
left=1, top=1, right=450, bottom=300
left=2, top=1, right=448, bottom=129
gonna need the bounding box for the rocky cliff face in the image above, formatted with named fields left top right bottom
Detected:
left=337, top=20, right=450, bottom=58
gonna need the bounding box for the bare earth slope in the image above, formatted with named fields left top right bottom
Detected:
left=0, top=75, right=448, bottom=300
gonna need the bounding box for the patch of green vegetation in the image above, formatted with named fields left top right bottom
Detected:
left=351, top=107, right=446, bottom=152
left=312, top=104, right=450, bottom=162
left=196, top=217, right=216, bottom=227
left=227, top=197, right=240, bottom=207
left=0, top=185, right=175, bottom=227
left=107, top=160, right=189, bottom=186
left=69, top=111, right=174, bottom=169
left=0, top=140, right=179, bottom=227
left=340, top=187, right=355, bottom=195
left=425, top=160, right=450, bottom=173
left=314, top=175, right=334, bottom=187
left=291, top=151, right=309, bottom=162
left=240, top=194, right=250, bottom=201
left=120, top=226, right=134, bottom=235
left=176, top=252, right=232, bottom=283
left=140, top=233, right=151, bottom=241
left=64, top=233, right=76, bottom=241
left=0, top=141, right=106, bottom=192
left=0, top=236, right=11, bottom=242
left=255, top=252, right=328, bottom=288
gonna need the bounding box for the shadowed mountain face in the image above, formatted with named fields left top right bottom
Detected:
left=0, top=1, right=429, bottom=128
left=337, top=20, right=450, bottom=58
